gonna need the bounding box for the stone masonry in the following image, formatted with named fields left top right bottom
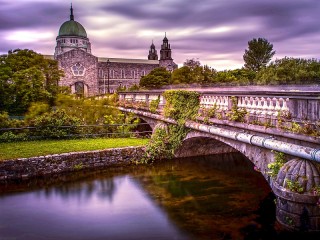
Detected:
left=0, top=146, right=145, bottom=181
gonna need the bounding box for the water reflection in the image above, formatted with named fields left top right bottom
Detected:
left=0, top=175, right=189, bottom=240
left=37, top=177, right=119, bottom=203
left=1, top=153, right=320, bottom=239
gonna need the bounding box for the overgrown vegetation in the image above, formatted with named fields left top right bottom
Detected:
left=285, top=179, right=304, bottom=193
left=149, top=97, right=160, bottom=114
left=163, top=90, right=200, bottom=122
left=142, top=90, right=200, bottom=163
left=226, top=97, right=247, bottom=122
left=267, top=151, right=287, bottom=178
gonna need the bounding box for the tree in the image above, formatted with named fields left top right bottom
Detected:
left=243, top=38, right=276, bottom=72
left=256, top=57, right=320, bottom=85
left=0, top=49, right=64, bottom=115
left=139, top=67, right=171, bottom=88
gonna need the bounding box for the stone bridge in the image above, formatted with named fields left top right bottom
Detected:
left=118, top=87, right=320, bottom=232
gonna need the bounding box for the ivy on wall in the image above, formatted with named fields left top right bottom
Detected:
left=163, top=90, right=200, bottom=123
left=142, top=90, right=200, bottom=163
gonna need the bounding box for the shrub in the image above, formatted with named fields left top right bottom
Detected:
left=31, top=109, right=81, bottom=139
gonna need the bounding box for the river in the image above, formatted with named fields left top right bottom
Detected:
left=0, top=152, right=319, bottom=239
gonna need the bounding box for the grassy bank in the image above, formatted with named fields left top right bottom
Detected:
left=0, top=138, right=149, bottom=161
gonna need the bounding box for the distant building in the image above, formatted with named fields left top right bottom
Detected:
left=52, top=5, right=177, bottom=97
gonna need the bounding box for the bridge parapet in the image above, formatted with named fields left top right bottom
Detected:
left=118, top=89, right=320, bottom=123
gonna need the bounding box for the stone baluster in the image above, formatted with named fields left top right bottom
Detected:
left=222, top=96, right=228, bottom=110
left=274, top=98, right=281, bottom=116
left=260, top=97, right=268, bottom=115
left=281, top=98, right=289, bottom=112
left=267, top=97, right=275, bottom=116
left=249, top=97, right=256, bottom=114
left=208, top=96, right=214, bottom=108
left=255, top=97, right=263, bottom=115
left=243, top=97, right=250, bottom=111
left=238, top=97, right=245, bottom=108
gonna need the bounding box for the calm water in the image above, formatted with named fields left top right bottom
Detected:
left=0, top=153, right=319, bottom=240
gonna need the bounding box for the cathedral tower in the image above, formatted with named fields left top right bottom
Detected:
left=159, top=33, right=177, bottom=71
left=148, top=41, right=158, bottom=60
left=54, top=4, right=91, bottom=57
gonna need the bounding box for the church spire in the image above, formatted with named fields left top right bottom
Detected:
left=148, top=40, right=158, bottom=60
left=70, top=3, right=74, bottom=21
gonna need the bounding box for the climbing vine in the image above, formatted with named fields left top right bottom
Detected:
left=149, top=97, right=160, bottom=114
left=163, top=90, right=200, bottom=123
left=226, top=96, right=247, bottom=122
left=267, top=150, right=287, bottom=178
left=142, top=90, right=200, bottom=163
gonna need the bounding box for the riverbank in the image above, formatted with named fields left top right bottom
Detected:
left=0, top=146, right=145, bottom=181
left=0, top=138, right=148, bottom=161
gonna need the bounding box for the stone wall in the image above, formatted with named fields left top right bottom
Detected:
left=97, top=61, right=159, bottom=93
left=56, top=49, right=99, bottom=96
left=0, top=147, right=145, bottom=181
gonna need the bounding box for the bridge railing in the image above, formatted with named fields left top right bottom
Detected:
left=118, top=90, right=320, bottom=131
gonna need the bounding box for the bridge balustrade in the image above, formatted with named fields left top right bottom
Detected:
left=118, top=90, right=320, bottom=124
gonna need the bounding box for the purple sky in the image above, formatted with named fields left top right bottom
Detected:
left=1, top=0, right=320, bottom=70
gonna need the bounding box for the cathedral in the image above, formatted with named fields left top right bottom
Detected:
left=53, top=5, right=177, bottom=97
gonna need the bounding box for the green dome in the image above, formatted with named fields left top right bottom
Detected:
left=58, top=20, right=87, bottom=38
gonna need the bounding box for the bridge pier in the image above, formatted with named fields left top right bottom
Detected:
left=273, top=159, right=320, bottom=231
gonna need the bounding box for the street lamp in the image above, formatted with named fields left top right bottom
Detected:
left=106, top=59, right=110, bottom=94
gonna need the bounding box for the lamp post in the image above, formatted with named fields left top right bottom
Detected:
left=103, top=72, right=106, bottom=94
left=107, top=59, right=110, bottom=94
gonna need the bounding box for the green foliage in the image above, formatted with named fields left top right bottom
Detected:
left=149, top=97, right=160, bottom=114
left=25, top=102, right=50, bottom=122
left=256, top=57, right=320, bottom=85
left=267, top=151, right=286, bottom=178
left=163, top=90, right=200, bottom=122
left=243, top=38, right=276, bottom=72
left=0, top=49, right=64, bottom=115
left=73, top=163, right=84, bottom=170
left=226, top=97, right=247, bottom=122
left=142, top=90, right=199, bottom=163
left=0, top=131, right=27, bottom=143
left=0, top=112, right=11, bottom=128
left=285, top=179, right=304, bottom=193
left=0, top=111, right=24, bottom=128
left=139, top=67, right=171, bottom=88
left=31, top=109, right=81, bottom=139
left=202, top=104, right=218, bottom=123
left=213, top=68, right=255, bottom=85
left=127, top=84, right=140, bottom=91
left=171, top=63, right=216, bottom=84
left=55, top=94, right=117, bottom=125
left=143, top=124, right=188, bottom=163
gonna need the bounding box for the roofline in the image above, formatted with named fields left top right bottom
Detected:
left=98, top=57, right=159, bottom=64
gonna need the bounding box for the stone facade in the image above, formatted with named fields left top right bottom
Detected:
left=0, top=147, right=145, bottom=181
left=51, top=6, right=178, bottom=97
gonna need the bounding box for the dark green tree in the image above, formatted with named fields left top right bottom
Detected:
left=0, top=49, right=64, bottom=115
left=243, top=38, right=276, bottom=72
left=139, top=67, right=171, bottom=88
left=256, top=57, right=320, bottom=85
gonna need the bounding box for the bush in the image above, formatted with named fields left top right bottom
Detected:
left=31, top=109, right=81, bottom=139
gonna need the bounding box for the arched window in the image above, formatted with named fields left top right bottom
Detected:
left=72, top=63, right=85, bottom=76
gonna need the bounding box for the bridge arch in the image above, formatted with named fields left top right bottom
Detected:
left=181, top=130, right=277, bottom=181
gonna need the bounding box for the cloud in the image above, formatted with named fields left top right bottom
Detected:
left=0, top=0, right=319, bottom=70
